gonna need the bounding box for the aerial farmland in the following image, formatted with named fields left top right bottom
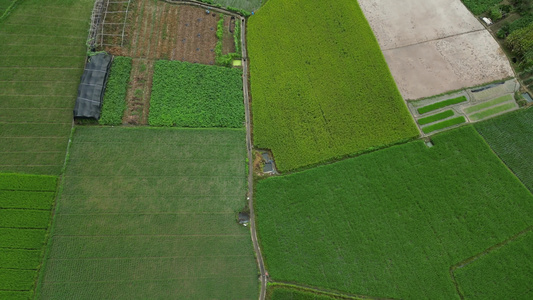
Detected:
left=1, top=0, right=532, bottom=299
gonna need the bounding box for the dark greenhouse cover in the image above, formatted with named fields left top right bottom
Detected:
left=73, top=53, right=112, bottom=119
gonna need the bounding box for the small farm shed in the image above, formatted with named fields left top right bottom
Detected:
left=73, top=53, right=112, bottom=119
left=238, top=212, right=250, bottom=225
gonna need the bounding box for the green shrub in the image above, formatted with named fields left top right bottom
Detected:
left=461, top=0, right=502, bottom=15
left=99, top=56, right=132, bottom=125
left=149, top=60, right=244, bottom=127
left=0, top=173, right=56, bottom=191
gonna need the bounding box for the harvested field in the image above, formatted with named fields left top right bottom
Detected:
left=359, top=0, right=514, bottom=100
left=36, top=127, right=258, bottom=299
left=104, top=1, right=218, bottom=64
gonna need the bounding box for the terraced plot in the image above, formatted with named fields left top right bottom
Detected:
left=0, top=0, right=93, bottom=175
left=255, top=126, right=533, bottom=299
left=0, top=173, right=57, bottom=300
left=36, top=127, right=258, bottom=299
left=454, top=230, right=533, bottom=299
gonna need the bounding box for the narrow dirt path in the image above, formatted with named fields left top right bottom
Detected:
left=240, top=16, right=267, bottom=300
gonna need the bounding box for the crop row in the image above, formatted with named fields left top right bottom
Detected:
left=149, top=60, right=244, bottom=128
left=417, top=110, right=454, bottom=125
left=0, top=191, right=54, bottom=209
left=417, top=96, right=467, bottom=114
left=99, top=56, right=132, bottom=125
left=0, top=173, right=56, bottom=191
left=247, top=0, right=418, bottom=172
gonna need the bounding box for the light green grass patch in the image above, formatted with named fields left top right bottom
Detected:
left=469, top=102, right=517, bottom=121
left=464, top=94, right=514, bottom=114
left=255, top=126, right=533, bottom=299
left=248, top=0, right=418, bottom=172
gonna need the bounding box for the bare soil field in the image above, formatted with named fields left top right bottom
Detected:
left=98, top=1, right=231, bottom=124
left=358, top=0, right=514, bottom=100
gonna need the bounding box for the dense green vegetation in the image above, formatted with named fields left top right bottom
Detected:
left=417, top=96, right=467, bottom=114
left=149, top=60, right=244, bottom=127
left=255, top=126, right=533, bottom=299
left=0, top=0, right=93, bottom=175
left=0, top=173, right=57, bottom=300
left=99, top=56, right=132, bottom=125
left=475, top=108, right=533, bottom=191
left=418, top=110, right=454, bottom=125
left=454, top=230, right=533, bottom=299
left=461, top=0, right=502, bottom=15
left=422, top=116, right=466, bottom=134
left=37, top=127, right=257, bottom=299
left=248, top=0, right=418, bottom=172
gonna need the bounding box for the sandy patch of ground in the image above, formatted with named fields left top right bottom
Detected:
left=359, top=0, right=514, bottom=100
left=384, top=31, right=514, bottom=100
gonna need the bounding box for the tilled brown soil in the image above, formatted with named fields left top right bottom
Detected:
left=99, top=1, right=225, bottom=124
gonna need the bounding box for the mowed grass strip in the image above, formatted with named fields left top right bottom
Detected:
left=0, top=173, right=57, bottom=297
left=417, top=96, right=467, bottom=114
left=464, top=94, right=514, bottom=114
left=0, top=0, right=93, bottom=175
left=475, top=108, right=533, bottom=191
left=37, top=127, right=258, bottom=299
left=248, top=0, right=418, bottom=172
left=454, top=230, right=533, bottom=299
left=255, top=126, right=533, bottom=299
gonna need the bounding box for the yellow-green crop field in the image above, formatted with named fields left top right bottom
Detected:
left=248, top=0, right=418, bottom=172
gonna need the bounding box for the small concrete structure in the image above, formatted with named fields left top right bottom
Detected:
left=238, top=212, right=250, bottom=226
left=522, top=92, right=533, bottom=104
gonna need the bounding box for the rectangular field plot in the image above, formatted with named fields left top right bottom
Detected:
left=248, top=0, right=418, bottom=172
left=254, top=126, right=533, bottom=299
left=475, top=108, right=533, bottom=192
left=0, top=173, right=57, bottom=298
left=37, top=127, right=258, bottom=299
left=454, top=230, right=533, bottom=299
left=0, top=0, right=93, bottom=175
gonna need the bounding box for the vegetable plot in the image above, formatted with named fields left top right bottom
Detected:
left=149, top=60, right=244, bottom=128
